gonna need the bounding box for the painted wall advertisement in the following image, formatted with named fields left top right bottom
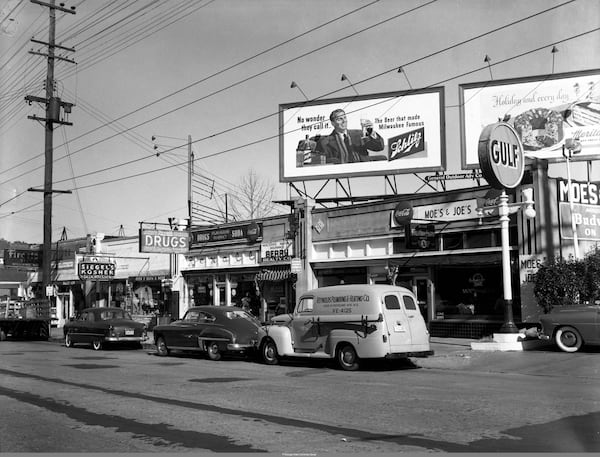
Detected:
left=279, top=88, right=445, bottom=181
left=557, top=178, right=600, bottom=241
left=519, top=253, right=546, bottom=323
left=461, top=69, right=600, bottom=169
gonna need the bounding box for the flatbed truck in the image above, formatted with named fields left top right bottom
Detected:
left=0, top=299, right=51, bottom=341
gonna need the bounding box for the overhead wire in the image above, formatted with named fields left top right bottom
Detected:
left=1, top=1, right=595, bottom=224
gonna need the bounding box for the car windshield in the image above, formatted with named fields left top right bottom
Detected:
left=99, top=310, right=132, bottom=320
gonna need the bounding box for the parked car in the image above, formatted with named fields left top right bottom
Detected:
left=539, top=304, right=600, bottom=352
left=152, top=306, right=265, bottom=360
left=63, top=307, right=147, bottom=350
left=258, top=284, right=433, bottom=371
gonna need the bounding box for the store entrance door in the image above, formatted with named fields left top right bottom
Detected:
left=396, top=275, right=432, bottom=323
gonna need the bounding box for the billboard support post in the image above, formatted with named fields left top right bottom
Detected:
left=562, top=138, right=583, bottom=260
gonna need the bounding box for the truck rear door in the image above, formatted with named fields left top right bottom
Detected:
left=400, top=292, right=430, bottom=347
left=382, top=293, right=413, bottom=351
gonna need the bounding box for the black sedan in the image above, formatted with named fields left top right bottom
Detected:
left=152, top=306, right=265, bottom=360
left=63, top=307, right=147, bottom=350
left=539, top=304, right=600, bottom=352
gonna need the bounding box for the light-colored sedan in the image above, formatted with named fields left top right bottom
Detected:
left=539, top=304, right=600, bottom=352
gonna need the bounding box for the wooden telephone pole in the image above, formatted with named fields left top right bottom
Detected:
left=25, top=0, right=75, bottom=292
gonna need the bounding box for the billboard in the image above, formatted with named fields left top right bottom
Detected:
left=279, top=88, right=445, bottom=182
left=460, top=69, right=600, bottom=169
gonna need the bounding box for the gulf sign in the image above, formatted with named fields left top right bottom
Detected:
left=139, top=229, right=189, bottom=254
left=478, top=122, right=524, bottom=189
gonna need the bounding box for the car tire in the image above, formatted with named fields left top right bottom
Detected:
left=65, top=333, right=73, bottom=348
left=555, top=326, right=583, bottom=353
left=92, top=338, right=103, bottom=351
left=337, top=344, right=359, bottom=371
left=261, top=339, right=279, bottom=365
left=206, top=341, right=222, bottom=361
left=156, top=337, right=170, bottom=356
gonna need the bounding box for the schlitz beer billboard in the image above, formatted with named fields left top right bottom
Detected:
left=280, top=87, right=445, bottom=181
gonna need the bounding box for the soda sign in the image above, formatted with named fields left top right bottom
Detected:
left=478, top=122, right=524, bottom=189
left=78, top=262, right=116, bottom=280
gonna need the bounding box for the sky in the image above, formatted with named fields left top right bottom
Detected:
left=0, top=0, right=599, bottom=244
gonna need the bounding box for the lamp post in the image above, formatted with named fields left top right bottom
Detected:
left=562, top=138, right=583, bottom=259
left=478, top=188, right=536, bottom=333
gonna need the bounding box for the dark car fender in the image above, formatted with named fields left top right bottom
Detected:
left=197, top=326, right=235, bottom=350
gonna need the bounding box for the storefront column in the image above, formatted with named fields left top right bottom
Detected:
left=212, top=275, right=218, bottom=306
left=225, top=274, right=231, bottom=306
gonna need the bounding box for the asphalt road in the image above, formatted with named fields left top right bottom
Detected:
left=0, top=336, right=599, bottom=454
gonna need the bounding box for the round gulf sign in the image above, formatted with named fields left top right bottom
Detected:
left=478, top=122, right=525, bottom=189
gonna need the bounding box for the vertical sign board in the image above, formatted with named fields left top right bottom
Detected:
left=557, top=178, right=600, bottom=241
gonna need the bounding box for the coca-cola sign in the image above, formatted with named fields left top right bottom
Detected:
left=393, top=201, right=413, bottom=226
left=389, top=127, right=425, bottom=161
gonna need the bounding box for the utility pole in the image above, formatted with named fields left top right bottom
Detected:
left=25, top=0, right=76, bottom=293
left=187, top=134, right=193, bottom=226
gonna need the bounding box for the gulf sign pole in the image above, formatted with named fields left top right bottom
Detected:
left=478, top=123, right=532, bottom=334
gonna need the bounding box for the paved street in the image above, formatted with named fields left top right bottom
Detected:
left=0, top=334, right=599, bottom=454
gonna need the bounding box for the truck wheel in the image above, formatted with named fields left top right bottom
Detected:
left=261, top=339, right=279, bottom=365
left=92, top=339, right=103, bottom=351
left=555, top=326, right=583, bottom=353
left=206, top=341, right=222, bottom=361
left=337, top=344, right=359, bottom=371
left=65, top=333, right=73, bottom=348
left=156, top=337, right=170, bottom=356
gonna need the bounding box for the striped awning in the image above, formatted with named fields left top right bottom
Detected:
left=255, top=267, right=293, bottom=282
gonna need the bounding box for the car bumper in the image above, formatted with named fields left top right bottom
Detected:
left=226, top=342, right=257, bottom=351
left=105, top=336, right=146, bottom=342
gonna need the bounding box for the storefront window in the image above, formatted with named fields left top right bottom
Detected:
left=434, top=266, right=503, bottom=318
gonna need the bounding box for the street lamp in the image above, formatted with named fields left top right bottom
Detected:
left=477, top=187, right=536, bottom=333
left=562, top=138, right=583, bottom=259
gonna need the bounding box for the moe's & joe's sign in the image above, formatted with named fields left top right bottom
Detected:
left=478, top=122, right=524, bottom=189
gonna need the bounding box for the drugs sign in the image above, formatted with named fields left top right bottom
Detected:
left=78, top=262, right=116, bottom=280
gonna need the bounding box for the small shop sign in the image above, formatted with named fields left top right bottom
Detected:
left=78, top=261, right=116, bottom=280
left=139, top=228, right=189, bottom=254
left=261, top=240, right=293, bottom=262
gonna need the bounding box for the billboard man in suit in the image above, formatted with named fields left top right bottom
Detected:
left=316, top=108, right=385, bottom=164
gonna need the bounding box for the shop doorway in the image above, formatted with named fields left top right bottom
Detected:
left=396, top=275, right=432, bottom=323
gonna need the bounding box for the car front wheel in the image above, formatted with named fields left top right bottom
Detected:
left=156, top=337, right=170, bottom=356
left=206, top=341, right=222, bottom=361
left=337, top=344, right=359, bottom=371
left=261, top=339, right=279, bottom=365
left=92, top=338, right=103, bottom=351
left=555, top=326, right=583, bottom=353
left=65, top=333, right=73, bottom=348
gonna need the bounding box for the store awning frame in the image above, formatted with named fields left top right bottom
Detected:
left=255, top=266, right=294, bottom=282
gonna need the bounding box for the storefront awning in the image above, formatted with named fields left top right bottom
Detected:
left=390, top=251, right=502, bottom=267
left=255, top=266, right=293, bottom=282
